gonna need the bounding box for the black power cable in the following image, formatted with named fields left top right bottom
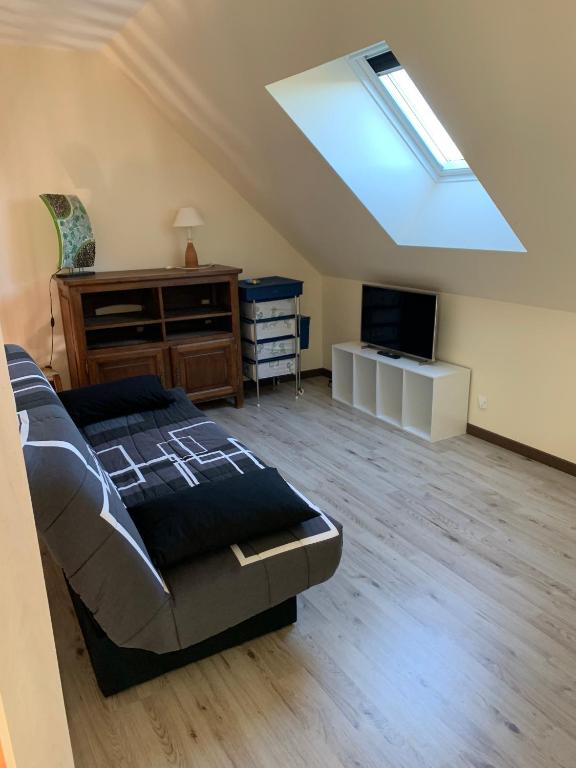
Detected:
left=47, top=269, right=62, bottom=370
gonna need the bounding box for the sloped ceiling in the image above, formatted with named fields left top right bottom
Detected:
left=0, top=0, right=147, bottom=49
left=105, top=2, right=576, bottom=311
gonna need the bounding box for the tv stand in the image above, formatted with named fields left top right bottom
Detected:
left=331, top=342, right=470, bottom=442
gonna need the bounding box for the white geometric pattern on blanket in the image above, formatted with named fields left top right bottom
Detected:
left=18, top=409, right=169, bottom=593
left=93, top=419, right=338, bottom=567
left=96, top=420, right=265, bottom=492
left=230, top=482, right=340, bottom=567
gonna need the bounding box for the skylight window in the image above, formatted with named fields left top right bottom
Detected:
left=267, top=48, right=526, bottom=251
left=358, top=47, right=473, bottom=180
left=378, top=69, right=467, bottom=170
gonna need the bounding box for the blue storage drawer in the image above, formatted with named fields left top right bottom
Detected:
left=300, top=315, right=310, bottom=350
left=239, top=276, right=303, bottom=302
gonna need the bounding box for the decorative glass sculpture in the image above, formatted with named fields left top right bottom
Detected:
left=40, top=194, right=96, bottom=271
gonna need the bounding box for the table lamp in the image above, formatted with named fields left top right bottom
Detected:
left=173, top=206, right=204, bottom=267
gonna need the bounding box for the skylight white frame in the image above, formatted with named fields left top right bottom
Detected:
left=349, top=42, right=476, bottom=183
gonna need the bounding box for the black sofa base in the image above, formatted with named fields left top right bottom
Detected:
left=69, top=587, right=297, bottom=697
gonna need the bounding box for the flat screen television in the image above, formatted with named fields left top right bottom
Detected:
left=361, top=284, right=438, bottom=362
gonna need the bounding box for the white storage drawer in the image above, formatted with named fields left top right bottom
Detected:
left=241, top=298, right=296, bottom=321
left=241, top=317, right=297, bottom=341
left=243, top=356, right=296, bottom=381
left=242, top=338, right=296, bottom=361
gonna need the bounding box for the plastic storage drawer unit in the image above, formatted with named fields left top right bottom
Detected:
left=239, top=276, right=304, bottom=405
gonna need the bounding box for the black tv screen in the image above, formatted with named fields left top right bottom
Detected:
left=361, top=285, right=438, bottom=361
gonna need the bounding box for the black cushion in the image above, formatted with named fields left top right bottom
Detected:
left=58, top=375, right=174, bottom=427
left=129, top=468, right=319, bottom=567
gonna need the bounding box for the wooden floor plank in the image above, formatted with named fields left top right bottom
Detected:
left=44, top=378, right=576, bottom=768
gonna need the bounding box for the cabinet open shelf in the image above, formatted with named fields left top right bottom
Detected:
left=164, top=308, right=232, bottom=322
left=402, top=372, right=433, bottom=439
left=162, top=283, right=230, bottom=318
left=353, top=355, right=377, bottom=415
left=376, top=364, right=403, bottom=426
left=87, top=337, right=160, bottom=350
left=332, top=342, right=470, bottom=442
left=165, top=316, right=232, bottom=341
left=81, top=288, right=160, bottom=331
left=165, top=330, right=233, bottom=343
left=332, top=347, right=354, bottom=406
left=87, top=324, right=163, bottom=350
left=84, top=315, right=161, bottom=330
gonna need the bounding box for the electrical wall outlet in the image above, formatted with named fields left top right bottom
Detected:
left=478, top=395, right=488, bottom=410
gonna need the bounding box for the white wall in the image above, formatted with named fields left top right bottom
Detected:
left=323, top=276, right=576, bottom=464
left=0, top=321, right=74, bottom=768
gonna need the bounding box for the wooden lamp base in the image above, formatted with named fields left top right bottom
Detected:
left=185, top=240, right=199, bottom=268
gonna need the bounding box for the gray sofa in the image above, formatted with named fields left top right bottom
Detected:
left=7, top=344, right=342, bottom=693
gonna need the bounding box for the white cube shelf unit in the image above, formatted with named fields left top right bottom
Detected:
left=332, top=342, right=470, bottom=442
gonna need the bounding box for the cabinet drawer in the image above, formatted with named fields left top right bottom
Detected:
left=241, top=298, right=296, bottom=321
left=243, top=356, right=296, bottom=381
left=170, top=338, right=238, bottom=401
left=87, top=346, right=166, bottom=385
left=241, top=317, right=296, bottom=341
left=242, top=337, right=297, bottom=361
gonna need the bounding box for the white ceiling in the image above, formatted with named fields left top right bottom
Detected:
left=0, top=0, right=147, bottom=49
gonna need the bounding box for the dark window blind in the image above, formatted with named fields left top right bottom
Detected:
left=367, top=50, right=401, bottom=76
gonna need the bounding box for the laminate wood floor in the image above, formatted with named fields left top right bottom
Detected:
left=44, top=377, right=576, bottom=768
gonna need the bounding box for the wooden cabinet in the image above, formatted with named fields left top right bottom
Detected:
left=171, top=339, right=237, bottom=402
left=87, top=347, right=167, bottom=386
left=57, top=266, right=244, bottom=407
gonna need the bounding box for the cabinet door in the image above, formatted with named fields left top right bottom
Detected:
left=87, top=347, right=167, bottom=386
left=170, top=339, right=237, bottom=401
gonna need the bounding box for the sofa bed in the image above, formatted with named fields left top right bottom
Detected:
left=6, top=344, right=342, bottom=695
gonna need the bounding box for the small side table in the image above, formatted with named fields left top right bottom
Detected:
left=42, top=366, right=63, bottom=393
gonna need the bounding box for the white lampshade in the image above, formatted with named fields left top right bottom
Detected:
left=173, top=206, right=204, bottom=228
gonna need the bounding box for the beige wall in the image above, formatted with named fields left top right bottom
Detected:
left=0, top=45, right=323, bottom=375
left=0, top=321, right=74, bottom=768
left=323, top=276, right=576, bottom=464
